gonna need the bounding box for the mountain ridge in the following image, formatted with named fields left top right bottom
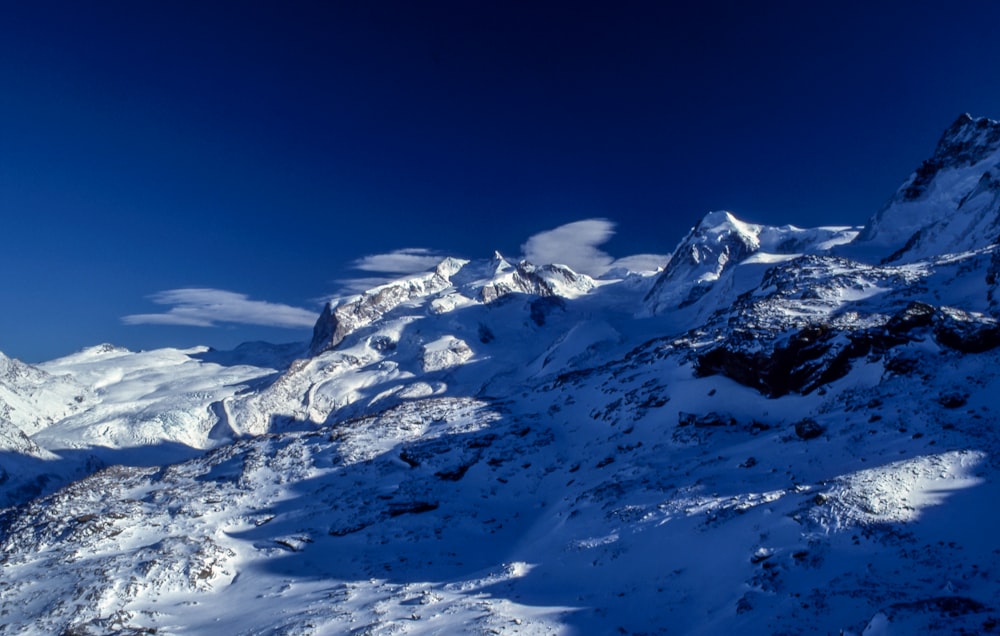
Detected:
left=2, top=115, right=1000, bottom=635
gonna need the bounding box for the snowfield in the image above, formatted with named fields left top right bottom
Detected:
left=2, top=114, right=1000, bottom=635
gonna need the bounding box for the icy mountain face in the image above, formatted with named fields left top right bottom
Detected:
left=0, top=349, right=93, bottom=437
left=854, top=114, right=1000, bottom=262
left=3, top=115, right=1000, bottom=635
left=308, top=254, right=595, bottom=356
left=644, top=210, right=858, bottom=314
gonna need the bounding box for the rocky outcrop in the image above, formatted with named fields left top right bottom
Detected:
left=310, top=269, right=453, bottom=355
left=932, top=306, right=1000, bottom=353
left=901, top=114, right=1000, bottom=201
left=479, top=260, right=593, bottom=304
left=695, top=324, right=870, bottom=397
left=695, top=301, right=1000, bottom=397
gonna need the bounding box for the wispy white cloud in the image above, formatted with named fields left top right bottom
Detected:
left=351, top=248, right=444, bottom=274
left=329, top=221, right=669, bottom=299
left=521, top=219, right=617, bottom=275
left=122, top=288, right=317, bottom=329
left=332, top=248, right=448, bottom=297
left=520, top=219, right=670, bottom=276
left=334, top=276, right=395, bottom=293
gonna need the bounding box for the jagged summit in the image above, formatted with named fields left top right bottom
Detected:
left=643, top=210, right=762, bottom=313
left=309, top=252, right=596, bottom=355
left=644, top=209, right=857, bottom=314
left=928, top=113, right=1000, bottom=176
left=852, top=114, right=1000, bottom=263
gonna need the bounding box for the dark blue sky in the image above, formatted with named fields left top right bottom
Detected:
left=2, top=1, right=999, bottom=361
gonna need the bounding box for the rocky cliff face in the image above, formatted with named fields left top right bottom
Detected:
left=854, top=114, right=1000, bottom=262
left=309, top=268, right=455, bottom=355
left=308, top=254, right=596, bottom=356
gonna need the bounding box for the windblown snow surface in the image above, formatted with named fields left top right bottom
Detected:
left=2, top=115, right=1000, bottom=635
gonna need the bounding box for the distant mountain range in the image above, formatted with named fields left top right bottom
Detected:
left=2, top=115, right=999, bottom=635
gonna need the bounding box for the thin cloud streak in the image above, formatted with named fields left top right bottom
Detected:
left=520, top=219, right=668, bottom=276
left=122, top=288, right=318, bottom=329
left=335, top=248, right=448, bottom=297
left=352, top=248, right=444, bottom=274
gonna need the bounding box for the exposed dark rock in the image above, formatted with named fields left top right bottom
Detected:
left=435, top=463, right=472, bottom=481
left=902, top=114, right=1000, bottom=201
left=794, top=418, right=824, bottom=440
left=937, top=392, right=968, bottom=409
left=902, top=160, right=944, bottom=201
left=367, top=335, right=396, bottom=353
left=329, top=522, right=370, bottom=537
left=386, top=501, right=439, bottom=517
left=678, top=412, right=737, bottom=428
left=695, top=300, right=999, bottom=396
left=987, top=248, right=1000, bottom=309
left=398, top=451, right=420, bottom=468
left=884, top=595, right=988, bottom=618
left=886, top=301, right=936, bottom=334
left=932, top=307, right=1000, bottom=353
left=695, top=325, right=868, bottom=398
left=884, top=354, right=921, bottom=376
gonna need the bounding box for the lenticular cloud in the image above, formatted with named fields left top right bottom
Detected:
left=122, top=288, right=317, bottom=329
left=520, top=219, right=617, bottom=276
left=351, top=248, right=445, bottom=274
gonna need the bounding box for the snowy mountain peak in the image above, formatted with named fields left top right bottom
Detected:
left=433, top=256, right=470, bottom=279
left=644, top=210, right=856, bottom=314
left=309, top=253, right=596, bottom=355
left=852, top=114, right=1000, bottom=263
left=931, top=113, right=1000, bottom=173
left=477, top=260, right=594, bottom=304
left=310, top=268, right=453, bottom=355
left=643, top=210, right=762, bottom=313
left=696, top=209, right=763, bottom=248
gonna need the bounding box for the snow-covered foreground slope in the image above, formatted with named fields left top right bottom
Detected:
left=2, top=332, right=998, bottom=635
left=2, top=115, right=1000, bottom=635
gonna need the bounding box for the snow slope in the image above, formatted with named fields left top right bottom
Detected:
left=1, top=115, right=1000, bottom=635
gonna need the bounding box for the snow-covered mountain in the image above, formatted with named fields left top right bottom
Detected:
left=2, top=115, right=1000, bottom=635
left=643, top=210, right=858, bottom=315
left=852, top=113, right=1000, bottom=263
